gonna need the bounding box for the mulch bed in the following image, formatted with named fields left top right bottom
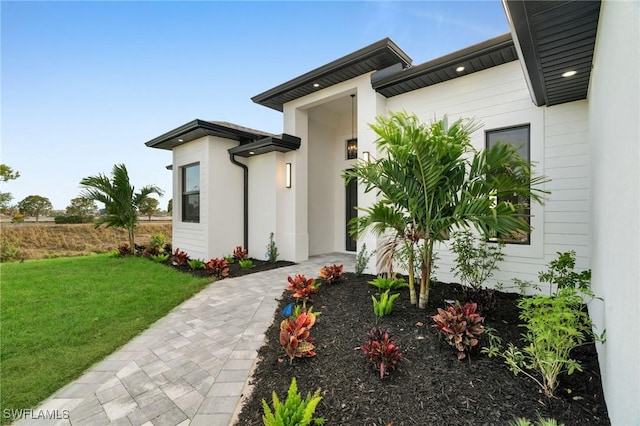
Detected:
left=168, top=258, right=295, bottom=278
left=235, top=273, right=610, bottom=425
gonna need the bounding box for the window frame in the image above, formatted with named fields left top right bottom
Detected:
left=181, top=163, right=200, bottom=223
left=485, top=124, right=531, bottom=245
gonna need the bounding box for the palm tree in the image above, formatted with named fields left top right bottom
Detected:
left=80, top=164, right=164, bottom=249
left=345, top=112, right=547, bottom=308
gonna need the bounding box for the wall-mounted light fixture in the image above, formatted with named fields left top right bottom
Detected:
left=362, top=151, right=370, bottom=162
left=285, top=163, right=292, bottom=188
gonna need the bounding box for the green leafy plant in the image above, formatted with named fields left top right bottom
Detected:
left=491, top=287, right=602, bottom=397
left=368, top=275, right=408, bottom=291
left=224, top=254, right=235, bottom=264
left=149, top=232, right=168, bottom=250
left=239, top=258, right=255, bottom=269
left=279, top=308, right=317, bottom=363
left=205, top=258, right=229, bottom=279
left=372, top=290, right=400, bottom=323
left=266, top=232, right=279, bottom=263
left=354, top=243, right=373, bottom=276
left=318, top=264, right=344, bottom=284
left=261, top=377, right=324, bottom=426
left=431, top=302, right=485, bottom=360
left=285, top=274, right=320, bottom=307
left=509, top=417, right=565, bottom=426
left=171, top=248, right=189, bottom=266
left=361, top=327, right=403, bottom=379
left=539, top=250, right=591, bottom=295
left=187, top=258, right=205, bottom=270
left=233, top=245, right=248, bottom=261
left=450, top=230, right=504, bottom=290
left=0, top=236, right=21, bottom=262
left=496, top=278, right=541, bottom=295
left=150, top=253, right=169, bottom=263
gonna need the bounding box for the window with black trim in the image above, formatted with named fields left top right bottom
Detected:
left=486, top=125, right=530, bottom=244
left=181, top=163, right=200, bottom=223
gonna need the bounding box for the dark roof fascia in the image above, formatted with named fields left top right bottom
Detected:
left=502, top=0, right=547, bottom=106
left=251, top=38, right=412, bottom=112
left=228, top=134, right=302, bottom=158
left=372, top=33, right=516, bottom=97
left=145, top=119, right=273, bottom=150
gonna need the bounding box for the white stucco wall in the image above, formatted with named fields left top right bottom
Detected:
left=588, top=1, right=640, bottom=423
left=246, top=152, right=278, bottom=260
left=172, top=135, right=243, bottom=260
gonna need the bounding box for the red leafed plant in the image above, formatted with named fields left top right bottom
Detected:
left=205, top=258, right=229, bottom=279
left=286, top=275, right=320, bottom=306
left=233, top=246, right=248, bottom=261
left=279, top=309, right=317, bottom=363
left=171, top=248, right=190, bottom=266
left=431, top=302, right=485, bottom=360
left=319, top=264, right=344, bottom=284
left=361, top=327, right=404, bottom=379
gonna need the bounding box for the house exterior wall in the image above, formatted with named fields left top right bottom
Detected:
left=246, top=151, right=278, bottom=260
left=172, top=135, right=243, bottom=260
left=588, top=1, right=640, bottom=423
left=385, top=61, right=590, bottom=291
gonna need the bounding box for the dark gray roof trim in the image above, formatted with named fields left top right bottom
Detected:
left=502, top=0, right=601, bottom=106
left=372, top=33, right=518, bottom=98
left=145, top=119, right=274, bottom=150
left=252, top=38, right=413, bottom=112
left=228, top=134, right=301, bottom=158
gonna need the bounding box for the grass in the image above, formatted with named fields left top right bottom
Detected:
left=0, top=254, right=211, bottom=423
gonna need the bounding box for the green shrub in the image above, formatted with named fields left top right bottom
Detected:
left=450, top=229, right=504, bottom=290
left=262, top=377, right=324, bottom=426
left=149, top=232, right=168, bottom=249
left=539, top=250, right=591, bottom=295
left=239, top=259, right=254, bottom=269
left=187, top=259, right=205, bottom=270
left=266, top=232, right=279, bottom=263
left=368, top=275, right=408, bottom=291
left=54, top=215, right=94, bottom=224
left=0, top=236, right=21, bottom=262
left=355, top=244, right=373, bottom=276
left=371, top=290, right=399, bottom=323
left=509, top=416, right=565, bottom=426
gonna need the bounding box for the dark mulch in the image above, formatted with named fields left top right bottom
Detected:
left=236, top=273, right=610, bottom=425
left=169, top=258, right=295, bottom=278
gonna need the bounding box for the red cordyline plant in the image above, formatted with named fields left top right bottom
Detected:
left=171, top=248, right=189, bottom=266
left=286, top=275, right=320, bottom=306
left=432, top=301, right=485, bottom=360
left=361, top=327, right=403, bottom=379
left=319, top=264, right=344, bottom=284
left=205, top=258, right=229, bottom=279
left=233, top=246, right=248, bottom=261
left=279, top=308, right=317, bottom=363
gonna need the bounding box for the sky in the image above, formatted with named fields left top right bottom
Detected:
left=1, top=1, right=509, bottom=211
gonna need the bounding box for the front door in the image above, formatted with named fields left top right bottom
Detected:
left=345, top=171, right=358, bottom=252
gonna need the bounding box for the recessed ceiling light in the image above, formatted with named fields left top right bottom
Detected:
left=313, top=83, right=320, bottom=88
left=562, top=70, right=577, bottom=77
left=456, top=66, right=465, bottom=73
left=249, top=151, right=255, bottom=155
left=177, top=139, right=184, bottom=142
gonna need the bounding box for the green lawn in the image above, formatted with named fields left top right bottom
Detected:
left=0, top=255, right=211, bottom=423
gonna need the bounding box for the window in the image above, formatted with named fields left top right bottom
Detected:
left=486, top=125, right=530, bottom=244
left=181, top=163, right=200, bottom=223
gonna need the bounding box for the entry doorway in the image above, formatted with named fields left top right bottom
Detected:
left=345, top=171, right=357, bottom=251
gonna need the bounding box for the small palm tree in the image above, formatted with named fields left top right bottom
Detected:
left=80, top=164, right=164, bottom=248
left=345, top=112, right=547, bottom=308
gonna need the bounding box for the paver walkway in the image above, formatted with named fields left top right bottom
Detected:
left=14, top=253, right=354, bottom=426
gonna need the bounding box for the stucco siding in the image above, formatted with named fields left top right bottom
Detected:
left=588, top=1, right=640, bottom=423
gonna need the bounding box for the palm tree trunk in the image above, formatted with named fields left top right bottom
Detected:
left=128, top=227, right=135, bottom=250
left=407, top=242, right=417, bottom=305
left=418, top=239, right=434, bottom=309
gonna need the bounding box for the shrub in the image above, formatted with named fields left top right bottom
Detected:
left=450, top=230, right=504, bottom=290
left=117, top=243, right=133, bottom=257
left=279, top=309, right=317, bottom=363
left=0, top=236, right=21, bottom=262
left=509, top=417, right=565, bottom=426
left=355, top=244, right=373, bottom=276
left=539, top=250, right=591, bottom=295
left=54, top=215, right=94, bottom=224
left=233, top=245, right=248, bottom=261
left=371, top=290, right=400, bottom=323
left=285, top=275, right=319, bottom=306
left=11, top=214, right=24, bottom=223
left=486, top=287, right=602, bottom=397
left=188, top=259, right=205, bottom=270
left=368, top=275, right=408, bottom=291
left=205, top=258, right=230, bottom=279
left=266, top=232, right=279, bottom=263
left=431, top=302, right=484, bottom=360
left=149, top=232, right=168, bottom=250
left=171, top=248, right=189, bottom=266
left=318, top=264, right=344, bottom=284
left=239, top=259, right=254, bottom=269
left=361, top=327, right=403, bottom=379
left=150, top=253, right=169, bottom=263
left=261, top=377, right=324, bottom=426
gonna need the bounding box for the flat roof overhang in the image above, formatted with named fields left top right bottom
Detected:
left=251, top=38, right=413, bottom=112
left=227, top=134, right=301, bottom=158
left=502, top=0, right=601, bottom=106
left=372, top=33, right=518, bottom=97
left=145, top=120, right=275, bottom=150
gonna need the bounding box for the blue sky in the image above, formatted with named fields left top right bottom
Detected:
left=1, top=1, right=509, bottom=210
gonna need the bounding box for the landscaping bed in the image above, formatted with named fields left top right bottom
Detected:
left=236, top=273, right=609, bottom=425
